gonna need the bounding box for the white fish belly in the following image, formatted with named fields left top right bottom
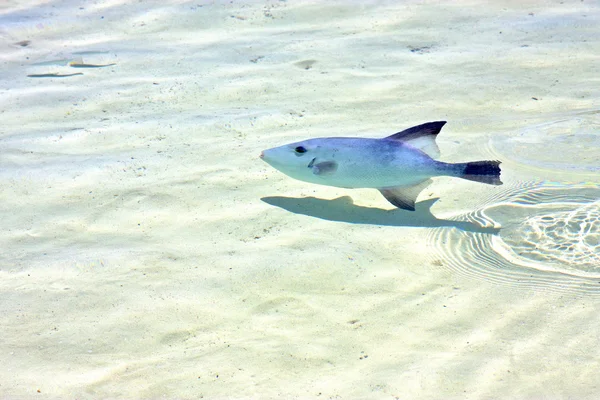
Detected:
left=324, top=163, right=434, bottom=188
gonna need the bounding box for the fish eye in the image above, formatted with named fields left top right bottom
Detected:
left=294, top=146, right=307, bottom=154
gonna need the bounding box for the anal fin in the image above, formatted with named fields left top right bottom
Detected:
left=378, top=179, right=432, bottom=211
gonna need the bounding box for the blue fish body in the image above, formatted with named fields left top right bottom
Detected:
left=260, top=121, right=502, bottom=210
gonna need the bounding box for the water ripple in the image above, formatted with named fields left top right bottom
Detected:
left=489, top=115, right=600, bottom=175
left=427, top=183, right=600, bottom=294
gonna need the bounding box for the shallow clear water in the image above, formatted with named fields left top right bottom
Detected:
left=1, top=1, right=600, bottom=398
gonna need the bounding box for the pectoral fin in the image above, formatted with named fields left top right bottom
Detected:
left=379, top=179, right=432, bottom=211
left=312, top=161, right=338, bottom=176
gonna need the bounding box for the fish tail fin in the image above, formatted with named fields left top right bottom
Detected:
left=457, top=160, right=502, bottom=185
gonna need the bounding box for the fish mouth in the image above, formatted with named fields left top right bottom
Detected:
left=259, top=150, right=275, bottom=165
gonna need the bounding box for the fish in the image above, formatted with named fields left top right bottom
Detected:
left=27, top=72, right=84, bottom=78
left=68, top=62, right=116, bottom=68
left=260, top=121, right=502, bottom=211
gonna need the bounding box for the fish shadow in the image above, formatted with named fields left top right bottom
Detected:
left=261, top=196, right=500, bottom=234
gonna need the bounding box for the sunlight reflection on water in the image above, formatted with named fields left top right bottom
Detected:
left=427, top=182, right=600, bottom=294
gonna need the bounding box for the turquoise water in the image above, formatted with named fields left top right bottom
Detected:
left=1, top=1, right=600, bottom=398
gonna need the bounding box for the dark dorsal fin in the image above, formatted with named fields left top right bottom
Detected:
left=384, top=121, right=447, bottom=159
left=385, top=121, right=447, bottom=141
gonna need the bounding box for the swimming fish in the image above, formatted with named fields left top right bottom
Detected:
left=68, top=62, right=116, bottom=68
left=27, top=72, right=84, bottom=78
left=260, top=121, right=502, bottom=211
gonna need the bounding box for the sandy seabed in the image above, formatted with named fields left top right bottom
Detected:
left=1, top=0, right=600, bottom=398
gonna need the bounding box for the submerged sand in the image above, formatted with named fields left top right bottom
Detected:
left=1, top=1, right=600, bottom=398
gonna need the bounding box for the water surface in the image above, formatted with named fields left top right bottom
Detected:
left=1, top=1, right=599, bottom=398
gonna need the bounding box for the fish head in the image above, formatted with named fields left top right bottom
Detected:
left=260, top=139, right=335, bottom=182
